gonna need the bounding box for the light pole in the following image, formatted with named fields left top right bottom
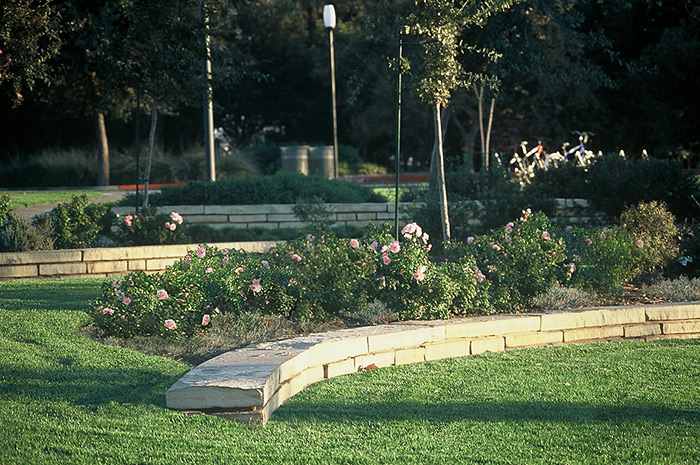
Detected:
left=323, top=4, right=339, bottom=179
left=202, top=2, right=215, bottom=182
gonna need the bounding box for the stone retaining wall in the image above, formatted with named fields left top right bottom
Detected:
left=0, top=241, right=280, bottom=280
left=113, top=198, right=604, bottom=230
left=166, top=301, right=700, bottom=425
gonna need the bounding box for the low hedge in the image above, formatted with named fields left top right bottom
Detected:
left=128, top=172, right=387, bottom=206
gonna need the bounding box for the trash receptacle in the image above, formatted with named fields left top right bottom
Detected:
left=309, top=145, right=335, bottom=179
left=280, top=145, right=309, bottom=175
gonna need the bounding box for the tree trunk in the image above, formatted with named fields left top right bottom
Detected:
left=434, top=102, right=451, bottom=243
left=474, top=84, right=487, bottom=169
left=95, top=111, right=110, bottom=186
left=428, top=106, right=451, bottom=189
left=143, top=99, right=158, bottom=209
left=452, top=110, right=479, bottom=173
left=485, top=96, right=496, bottom=162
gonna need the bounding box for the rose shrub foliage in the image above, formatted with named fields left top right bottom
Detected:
left=89, top=213, right=653, bottom=339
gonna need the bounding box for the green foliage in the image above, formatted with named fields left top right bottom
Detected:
left=0, top=194, right=53, bottom=252
left=113, top=207, right=190, bottom=246
left=560, top=225, right=646, bottom=294
left=619, top=201, right=680, bottom=275
left=292, top=197, right=335, bottom=230
left=448, top=210, right=568, bottom=310
left=89, top=271, right=209, bottom=339
left=644, top=276, right=700, bottom=302
left=0, top=148, right=98, bottom=187
left=44, top=195, right=110, bottom=249
left=142, top=171, right=387, bottom=206
left=531, top=282, right=597, bottom=310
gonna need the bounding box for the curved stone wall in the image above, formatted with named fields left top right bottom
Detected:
left=166, top=302, right=700, bottom=425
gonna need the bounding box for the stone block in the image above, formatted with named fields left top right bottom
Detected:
left=324, top=358, right=356, bottom=378
left=646, top=303, right=700, bottom=321
left=275, top=365, right=326, bottom=406
left=445, top=315, right=541, bottom=339
left=39, top=262, right=86, bottom=276
left=357, top=213, right=378, bottom=220
left=541, top=308, right=644, bottom=331
left=425, top=340, right=470, bottom=361
left=87, top=261, right=128, bottom=274
left=624, top=324, right=662, bottom=338
left=662, top=320, right=700, bottom=335
left=563, top=325, right=623, bottom=342
left=248, top=222, right=285, bottom=229
left=204, top=205, right=254, bottom=215
left=128, top=259, right=146, bottom=270
left=395, top=347, right=426, bottom=366
left=185, top=214, right=229, bottom=224
left=156, top=205, right=205, bottom=215
left=0, top=264, right=38, bottom=278
left=145, top=258, right=179, bottom=271
left=331, top=203, right=388, bottom=213
left=505, top=331, right=563, bottom=348
left=367, top=325, right=443, bottom=353
left=227, top=214, right=268, bottom=223
left=0, top=249, right=82, bottom=266
left=336, top=213, right=357, bottom=221
left=354, top=351, right=396, bottom=369
left=267, top=214, right=298, bottom=222
left=471, top=337, right=505, bottom=354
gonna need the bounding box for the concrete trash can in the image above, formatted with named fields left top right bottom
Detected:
left=280, top=145, right=309, bottom=175
left=309, top=145, right=335, bottom=179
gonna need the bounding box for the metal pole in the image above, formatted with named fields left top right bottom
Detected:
left=134, top=90, right=141, bottom=212
left=202, top=3, right=215, bottom=182
left=394, top=34, right=403, bottom=239
left=329, top=28, right=339, bottom=179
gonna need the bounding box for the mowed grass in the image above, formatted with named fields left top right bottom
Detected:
left=0, top=190, right=105, bottom=209
left=1, top=279, right=699, bottom=465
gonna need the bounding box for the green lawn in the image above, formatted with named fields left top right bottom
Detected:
left=1, top=278, right=699, bottom=464
left=0, top=190, right=106, bottom=209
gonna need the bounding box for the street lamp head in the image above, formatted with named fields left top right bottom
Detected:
left=323, top=4, right=336, bottom=29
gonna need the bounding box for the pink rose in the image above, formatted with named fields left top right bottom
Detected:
left=492, top=244, right=501, bottom=252
left=201, top=314, right=211, bottom=326
left=164, top=319, right=177, bottom=330
left=102, top=307, right=114, bottom=315
left=565, top=225, right=573, bottom=232
left=541, top=231, right=550, bottom=240
left=390, top=241, right=401, bottom=253
left=124, top=215, right=133, bottom=227
left=382, top=252, right=391, bottom=265
left=197, top=246, right=206, bottom=258
left=370, top=241, right=378, bottom=251
left=123, top=297, right=131, bottom=305
left=291, top=253, right=302, bottom=262
left=251, top=279, right=262, bottom=293
left=349, top=239, right=360, bottom=249
left=413, top=265, right=427, bottom=282
left=170, top=212, right=184, bottom=225
left=235, top=267, right=244, bottom=274
left=157, top=289, right=169, bottom=300
left=467, top=236, right=475, bottom=245
left=205, top=267, right=213, bottom=274
left=184, top=253, right=192, bottom=264
left=262, top=260, right=270, bottom=269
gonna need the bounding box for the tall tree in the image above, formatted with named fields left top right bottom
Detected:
left=402, top=0, right=518, bottom=242
left=0, top=0, right=63, bottom=107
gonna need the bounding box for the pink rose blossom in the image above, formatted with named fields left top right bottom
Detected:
left=262, top=260, right=270, bottom=269
left=402, top=222, right=422, bottom=238
left=585, top=238, right=593, bottom=245
left=169, top=222, right=177, bottom=231
left=370, top=241, right=378, bottom=251
left=124, top=215, right=133, bottom=227
left=467, top=236, right=475, bottom=245
left=565, top=225, right=573, bottom=232
left=505, top=222, right=514, bottom=232
left=349, top=239, right=360, bottom=249
left=235, top=266, right=244, bottom=274
left=205, top=267, right=213, bottom=274
left=492, top=244, right=501, bottom=252
left=414, top=265, right=427, bottom=282
left=382, top=252, right=391, bottom=265
left=381, top=245, right=388, bottom=253
left=541, top=231, right=550, bottom=240
left=390, top=241, right=401, bottom=253
left=157, top=289, right=169, bottom=300
left=170, top=211, right=184, bottom=225
left=102, top=307, right=114, bottom=315
left=291, top=253, right=302, bottom=262
left=197, top=246, right=206, bottom=258
left=474, top=267, right=485, bottom=283
left=184, top=253, right=192, bottom=264
left=120, top=315, right=126, bottom=320
left=164, top=319, right=177, bottom=330
left=123, top=297, right=131, bottom=306
left=201, top=314, right=211, bottom=326
left=636, top=240, right=644, bottom=248
left=251, top=279, right=262, bottom=293
left=263, top=246, right=271, bottom=253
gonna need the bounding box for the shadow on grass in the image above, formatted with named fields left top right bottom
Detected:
left=0, top=279, right=103, bottom=313
left=0, top=364, right=183, bottom=409
left=276, top=400, right=700, bottom=425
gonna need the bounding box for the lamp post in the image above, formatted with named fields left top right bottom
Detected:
left=202, top=2, right=215, bottom=182
left=323, top=4, right=339, bottom=179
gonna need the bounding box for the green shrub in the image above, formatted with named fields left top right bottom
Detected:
left=531, top=282, right=597, bottom=310
left=44, top=195, right=110, bottom=249
left=560, top=224, right=646, bottom=294
left=0, top=147, right=97, bottom=187
left=137, top=171, right=387, bottom=206
left=644, top=276, right=700, bottom=302
left=89, top=271, right=210, bottom=339
left=619, top=201, right=679, bottom=275
left=292, top=196, right=335, bottom=230
left=448, top=210, right=568, bottom=310
left=113, top=207, right=190, bottom=246
left=0, top=212, right=54, bottom=252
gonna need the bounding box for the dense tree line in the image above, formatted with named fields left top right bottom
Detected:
left=1, top=0, right=698, bottom=186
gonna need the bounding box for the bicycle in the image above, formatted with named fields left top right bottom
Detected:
left=510, top=140, right=546, bottom=183
left=543, top=131, right=596, bottom=168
